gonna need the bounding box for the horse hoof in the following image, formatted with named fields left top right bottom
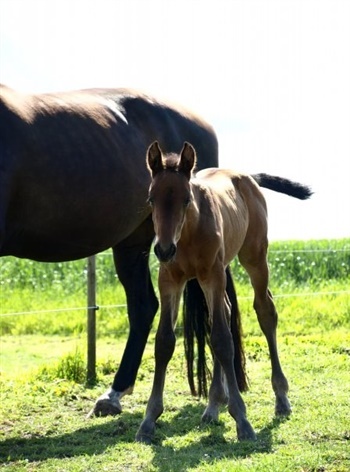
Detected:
left=86, top=389, right=122, bottom=418
left=275, top=396, right=292, bottom=417
left=135, top=423, right=155, bottom=445
left=135, top=418, right=156, bottom=445
left=135, top=431, right=153, bottom=445
left=201, top=414, right=218, bottom=424
left=236, top=420, right=257, bottom=441
left=201, top=408, right=219, bottom=424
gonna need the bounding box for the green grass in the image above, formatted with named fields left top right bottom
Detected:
left=1, top=238, right=349, bottom=337
left=1, top=239, right=349, bottom=293
left=0, top=330, right=349, bottom=471
left=0, top=239, right=349, bottom=471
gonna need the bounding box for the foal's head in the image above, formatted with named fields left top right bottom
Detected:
left=147, top=141, right=196, bottom=263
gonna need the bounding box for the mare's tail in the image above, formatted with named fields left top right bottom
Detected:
left=183, top=267, right=248, bottom=398
left=252, top=173, right=313, bottom=200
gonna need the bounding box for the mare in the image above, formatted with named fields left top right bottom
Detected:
left=136, top=141, right=312, bottom=443
left=0, top=85, right=220, bottom=416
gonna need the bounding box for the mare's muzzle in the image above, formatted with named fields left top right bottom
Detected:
left=154, top=242, right=177, bottom=262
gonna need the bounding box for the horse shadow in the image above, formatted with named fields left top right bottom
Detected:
left=0, top=403, right=287, bottom=471
left=149, top=404, right=288, bottom=472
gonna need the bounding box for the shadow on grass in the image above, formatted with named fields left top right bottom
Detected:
left=150, top=406, right=288, bottom=472
left=0, top=403, right=287, bottom=471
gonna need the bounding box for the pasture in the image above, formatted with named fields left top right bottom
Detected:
left=0, top=239, right=349, bottom=471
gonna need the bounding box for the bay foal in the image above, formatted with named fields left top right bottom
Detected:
left=136, top=141, right=311, bottom=443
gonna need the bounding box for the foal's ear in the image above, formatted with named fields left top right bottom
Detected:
left=147, top=141, right=164, bottom=176
left=179, top=142, right=197, bottom=179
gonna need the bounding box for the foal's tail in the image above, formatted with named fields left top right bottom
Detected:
left=252, top=173, right=313, bottom=200
left=183, top=267, right=248, bottom=398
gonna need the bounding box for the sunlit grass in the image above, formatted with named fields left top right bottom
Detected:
left=0, top=239, right=349, bottom=471
left=1, top=329, right=349, bottom=471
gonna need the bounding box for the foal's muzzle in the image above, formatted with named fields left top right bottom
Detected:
left=154, top=242, right=177, bottom=262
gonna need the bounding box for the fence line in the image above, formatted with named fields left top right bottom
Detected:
left=267, top=249, right=350, bottom=253
left=1, top=289, right=349, bottom=318
left=95, top=248, right=350, bottom=257
left=2, top=247, right=348, bottom=382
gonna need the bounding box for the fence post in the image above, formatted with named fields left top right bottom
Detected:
left=87, top=255, right=98, bottom=384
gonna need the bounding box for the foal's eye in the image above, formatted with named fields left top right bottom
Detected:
left=147, top=197, right=154, bottom=206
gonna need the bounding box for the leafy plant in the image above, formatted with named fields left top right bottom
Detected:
left=37, top=348, right=86, bottom=383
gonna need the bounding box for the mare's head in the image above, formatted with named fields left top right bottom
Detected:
left=147, top=141, right=196, bottom=263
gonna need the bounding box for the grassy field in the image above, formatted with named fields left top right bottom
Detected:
left=0, top=239, right=349, bottom=471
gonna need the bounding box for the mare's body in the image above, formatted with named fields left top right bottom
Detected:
left=0, top=86, right=219, bottom=415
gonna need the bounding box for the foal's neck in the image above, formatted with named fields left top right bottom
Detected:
left=180, top=182, right=201, bottom=239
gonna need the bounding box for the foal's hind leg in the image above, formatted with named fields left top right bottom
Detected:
left=239, top=246, right=291, bottom=416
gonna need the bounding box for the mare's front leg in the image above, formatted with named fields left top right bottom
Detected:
left=239, top=246, right=291, bottom=416
left=90, top=217, right=159, bottom=417
left=136, top=269, right=184, bottom=444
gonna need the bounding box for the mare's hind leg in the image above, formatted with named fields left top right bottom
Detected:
left=90, top=216, right=159, bottom=417
left=239, top=244, right=291, bottom=416
left=136, top=271, right=184, bottom=444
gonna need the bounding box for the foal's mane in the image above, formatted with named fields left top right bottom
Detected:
left=162, top=153, right=183, bottom=172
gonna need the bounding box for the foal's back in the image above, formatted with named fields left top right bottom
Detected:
left=193, top=168, right=268, bottom=265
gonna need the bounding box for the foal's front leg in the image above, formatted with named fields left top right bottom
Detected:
left=202, top=292, right=231, bottom=423
left=210, top=317, right=256, bottom=440
left=136, top=274, right=183, bottom=444
left=202, top=357, right=228, bottom=423
left=201, top=274, right=256, bottom=441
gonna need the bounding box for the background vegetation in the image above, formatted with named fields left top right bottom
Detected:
left=0, top=239, right=349, bottom=471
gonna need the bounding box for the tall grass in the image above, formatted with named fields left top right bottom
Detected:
left=0, top=239, right=349, bottom=336
left=233, top=238, right=350, bottom=285
left=1, top=239, right=348, bottom=292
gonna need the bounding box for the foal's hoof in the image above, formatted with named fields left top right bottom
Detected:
left=201, top=407, right=219, bottom=424
left=275, top=396, right=292, bottom=417
left=135, top=432, right=153, bottom=445
left=236, top=420, right=257, bottom=441
left=135, top=423, right=155, bottom=445
left=86, top=388, right=122, bottom=418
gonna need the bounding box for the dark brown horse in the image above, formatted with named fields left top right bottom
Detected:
left=136, top=141, right=312, bottom=443
left=0, top=85, right=220, bottom=416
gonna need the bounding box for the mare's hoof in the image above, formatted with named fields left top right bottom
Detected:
left=86, top=389, right=122, bottom=418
